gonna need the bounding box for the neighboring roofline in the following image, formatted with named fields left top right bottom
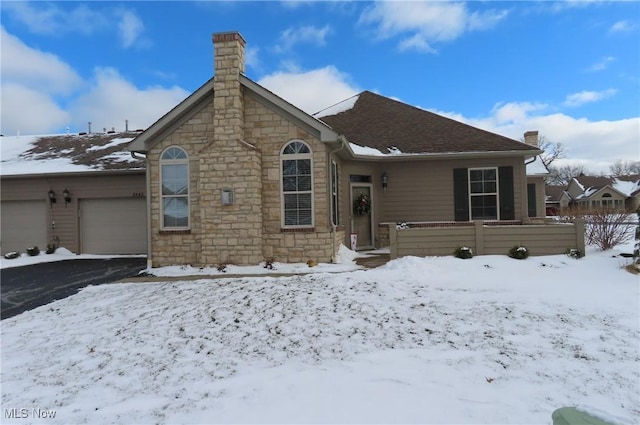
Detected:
left=129, top=78, right=215, bottom=152
left=240, top=76, right=339, bottom=143
left=0, top=169, right=145, bottom=180
left=577, top=184, right=629, bottom=200
left=344, top=148, right=542, bottom=162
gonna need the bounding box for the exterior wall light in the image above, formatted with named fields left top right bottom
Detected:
left=63, top=188, right=71, bottom=206
left=382, top=172, right=389, bottom=191
left=48, top=190, right=56, bottom=205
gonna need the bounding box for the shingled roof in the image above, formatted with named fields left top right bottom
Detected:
left=316, top=91, right=539, bottom=155
left=1, top=132, right=145, bottom=176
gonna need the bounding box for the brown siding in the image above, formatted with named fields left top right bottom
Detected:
left=1, top=173, right=145, bottom=253
left=341, top=156, right=526, bottom=248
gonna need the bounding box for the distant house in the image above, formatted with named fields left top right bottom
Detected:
left=544, top=184, right=570, bottom=215
left=0, top=133, right=146, bottom=255
left=126, top=31, right=588, bottom=267
left=563, top=174, right=640, bottom=212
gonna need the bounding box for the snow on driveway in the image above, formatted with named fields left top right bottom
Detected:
left=1, top=248, right=638, bottom=424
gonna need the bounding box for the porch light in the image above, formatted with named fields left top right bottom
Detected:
left=63, top=188, right=71, bottom=206
left=382, top=172, right=389, bottom=191
left=48, top=190, right=56, bottom=205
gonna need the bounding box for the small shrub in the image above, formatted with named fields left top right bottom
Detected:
left=26, top=246, right=40, bottom=256
left=565, top=248, right=583, bottom=259
left=46, top=244, right=56, bottom=254
left=216, top=264, right=227, bottom=273
left=508, top=245, right=529, bottom=260
left=264, top=258, right=276, bottom=270
left=454, top=246, right=473, bottom=259
left=4, top=251, right=20, bottom=260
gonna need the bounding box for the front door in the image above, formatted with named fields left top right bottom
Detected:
left=351, top=184, right=374, bottom=250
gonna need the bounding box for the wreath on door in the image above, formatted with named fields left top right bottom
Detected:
left=353, top=193, right=371, bottom=216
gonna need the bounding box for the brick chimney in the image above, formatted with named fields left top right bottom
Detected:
left=524, top=130, right=539, bottom=147
left=212, top=31, right=246, bottom=143
left=201, top=31, right=263, bottom=267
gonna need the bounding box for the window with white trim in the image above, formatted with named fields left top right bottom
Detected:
left=469, top=168, right=498, bottom=220
left=160, top=147, right=189, bottom=229
left=281, top=140, right=313, bottom=227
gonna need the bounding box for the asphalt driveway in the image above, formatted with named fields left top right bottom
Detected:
left=1, top=258, right=147, bottom=320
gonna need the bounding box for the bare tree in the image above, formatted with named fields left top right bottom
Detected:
left=558, top=207, right=635, bottom=251
left=609, top=160, right=640, bottom=177
left=547, top=163, right=588, bottom=186
left=521, top=134, right=565, bottom=167
left=538, top=136, right=566, bottom=167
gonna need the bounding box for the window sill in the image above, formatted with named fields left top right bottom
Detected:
left=160, top=229, right=191, bottom=235
left=281, top=227, right=315, bottom=233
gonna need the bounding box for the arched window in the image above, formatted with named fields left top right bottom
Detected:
left=281, top=140, right=313, bottom=227
left=160, top=147, right=189, bottom=229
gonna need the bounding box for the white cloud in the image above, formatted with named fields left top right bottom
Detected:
left=563, top=89, right=617, bottom=107
left=0, top=83, right=71, bottom=135
left=257, top=66, right=360, bottom=115
left=3, top=2, right=146, bottom=49
left=398, top=34, right=437, bottom=54
left=609, top=20, right=634, bottom=33
left=69, top=67, right=189, bottom=134
left=587, top=56, right=616, bottom=72
left=1, top=2, right=107, bottom=35
left=433, top=101, right=639, bottom=174
left=358, top=1, right=508, bottom=52
left=275, top=25, right=332, bottom=52
left=0, top=29, right=188, bottom=135
left=117, top=10, right=146, bottom=49
left=0, top=27, right=83, bottom=95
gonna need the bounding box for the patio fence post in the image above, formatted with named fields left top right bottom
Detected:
left=574, top=218, right=586, bottom=255
left=389, top=224, right=398, bottom=259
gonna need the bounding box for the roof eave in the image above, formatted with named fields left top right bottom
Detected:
left=346, top=149, right=542, bottom=162
left=0, top=168, right=146, bottom=179
left=128, top=79, right=215, bottom=153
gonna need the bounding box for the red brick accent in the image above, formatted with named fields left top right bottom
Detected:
left=212, top=32, right=246, bottom=46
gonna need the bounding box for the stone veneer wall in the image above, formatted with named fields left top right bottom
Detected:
left=245, top=94, right=338, bottom=263
left=148, top=103, right=213, bottom=267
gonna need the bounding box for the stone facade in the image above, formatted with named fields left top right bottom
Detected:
left=146, top=31, right=343, bottom=267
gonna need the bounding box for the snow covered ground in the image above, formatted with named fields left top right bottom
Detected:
left=1, top=245, right=638, bottom=424
left=0, top=248, right=145, bottom=270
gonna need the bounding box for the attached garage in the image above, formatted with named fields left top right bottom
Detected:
left=1, top=200, right=48, bottom=255
left=80, top=198, right=146, bottom=254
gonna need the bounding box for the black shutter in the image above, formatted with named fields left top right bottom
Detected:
left=499, top=166, right=514, bottom=220
left=527, top=183, right=537, bottom=218
left=453, top=168, right=469, bottom=221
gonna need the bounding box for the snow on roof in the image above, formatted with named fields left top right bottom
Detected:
left=314, top=94, right=360, bottom=119
left=349, top=143, right=385, bottom=156
left=613, top=178, right=640, bottom=197
left=0, top=133, right=144, bottom=176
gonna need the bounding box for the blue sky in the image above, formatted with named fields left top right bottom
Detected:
left=1, top=1, right=638, bottom=172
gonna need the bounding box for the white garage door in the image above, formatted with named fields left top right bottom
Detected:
left=80, top=198, right=146, bottom=254
left=1, top=200, right=48, bottom=255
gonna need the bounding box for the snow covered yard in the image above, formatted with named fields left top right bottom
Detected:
left=1, top=248, right=639, bottom=424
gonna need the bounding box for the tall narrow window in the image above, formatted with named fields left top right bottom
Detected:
left=469, top=168, right=498, bottom=220
left=331, top=160, right=339, bottom=225
left=160, top=147, right=189, bottom=229
left=281, top=140, right=313, bottom=227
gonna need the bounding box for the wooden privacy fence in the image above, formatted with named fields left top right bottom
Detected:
left=389, top=220, right=585, bottom=259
